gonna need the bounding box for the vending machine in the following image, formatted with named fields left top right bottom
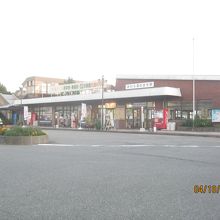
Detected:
left=153, top=108, right=168, bottom=130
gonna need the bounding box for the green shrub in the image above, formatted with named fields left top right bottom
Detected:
left=4, top=126, right=46, bottom=136
left=182, top=119, right=193, bottom=127
left=182, top=119, right=212, bottom=127
left=95, top=120, right=101, bottom=130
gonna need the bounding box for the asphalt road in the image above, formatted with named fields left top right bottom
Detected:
left=0, top=130, right=220, bottom=220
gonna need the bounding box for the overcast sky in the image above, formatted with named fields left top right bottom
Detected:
left=0, top=0, right=220, bottom=92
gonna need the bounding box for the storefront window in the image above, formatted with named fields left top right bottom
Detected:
left=208, top=109, right=212, bottom=119
left=98, top=103, right=115, bottom=129
left=167, top=100, right=212, bottom=120
left=39, top=106, right=52, bottom=126
left=126, top=108, right=133, bottom=128
left=125, top=102, right=148, bottom=129
left=146, top=102, right=155, bottom=108
left=197, top=100, right=212, bottom=119
left=181, top=101, right=192, bottom=111
left=70, top=105, right=79, bottom=128
left=182, top=111, right=189, bottom=119
left=169, top=110, right=175, bottom=120
left=105, top=108, right=115, bottom=129
left=168, top=101, right=181, bottom=120
left=168, top=101, right=181, bottom=109
left=55, top=106, right=63, bottom=115
left=63, top=106, right=71, bottom=127
left=176, top=110, right=181, bottom=119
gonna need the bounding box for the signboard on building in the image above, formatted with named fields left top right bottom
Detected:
left=212, top=109, right=220, bottom=122
left=23, top=106, right=28, bottom=120
left=105, top=102, right=116, bottom=109
left=125, top=82, right=154, bottom=90
left=81, top=103, right=87, bottom=120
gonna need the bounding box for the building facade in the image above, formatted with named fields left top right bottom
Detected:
left=16, top=76, right=114, bottom=99
left=16, top=76, right=65, bottom=98
left=115, top=75, right=220, bottom=123
left=1, top=75, right=220, bottom=130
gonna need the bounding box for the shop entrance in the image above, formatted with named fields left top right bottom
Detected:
left=133, top=108, right=141, bottom=128
left=126, top=102, right=156, bottom=129
left=126, top=106, right=144, bottom=129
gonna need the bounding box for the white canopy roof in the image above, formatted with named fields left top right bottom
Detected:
left=13, top=87, right=181, bottom=106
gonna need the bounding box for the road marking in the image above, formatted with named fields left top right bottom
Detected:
left=163, top=145, right=199, bottom=148
left=36, top=144, right=220, bottom=148
left=38, top=144, right=79, bottom=147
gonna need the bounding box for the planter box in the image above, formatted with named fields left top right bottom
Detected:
left=0, top=135, right=48, bottom=145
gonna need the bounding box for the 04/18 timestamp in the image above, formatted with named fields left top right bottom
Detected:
left=194, top=185, right=220, bottom=193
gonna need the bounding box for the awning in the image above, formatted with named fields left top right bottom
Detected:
left=12, top=87, right=181, bottom=106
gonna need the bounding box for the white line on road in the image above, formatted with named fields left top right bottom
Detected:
left=38, top=144, right=79, bottom=147
left=36, top=144, right=220, bottom=148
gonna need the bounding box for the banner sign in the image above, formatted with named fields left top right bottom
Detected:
left=23, top=106, right=28, bottom=120
left=212, top=109, right=220, bottom=122
left=81, top=103, right=87, bottom=120
left=125, top=82, right=154, bottom=90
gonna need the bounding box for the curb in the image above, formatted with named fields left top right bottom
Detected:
left=41, top=127, right=220, bottom=138
left=0, top=135, right=49, bottom=145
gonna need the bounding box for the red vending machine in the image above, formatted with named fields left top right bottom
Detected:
left=153, top=109, right=168, bottom=130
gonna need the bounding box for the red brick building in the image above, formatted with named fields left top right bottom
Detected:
left=114, top=75, right=220, bottom=128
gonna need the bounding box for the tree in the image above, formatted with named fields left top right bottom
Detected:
left=0, top=83, right=10, bottom=94
left=64, top=77, right=76, bottom=84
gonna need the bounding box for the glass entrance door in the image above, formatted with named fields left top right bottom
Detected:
left=133, top=108, right=141, bottom=128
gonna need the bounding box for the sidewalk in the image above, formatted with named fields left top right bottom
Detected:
left=42, top=127, right=220, bottom=138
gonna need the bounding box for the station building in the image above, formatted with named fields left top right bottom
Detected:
left=1, top=75, right=220, bottom=129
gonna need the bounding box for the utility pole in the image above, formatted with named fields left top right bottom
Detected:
left=19, top=87, right=23, bottom=125
left=101, top=75, right=104, bottom=130
left=192, top=38, right=195, bottom=130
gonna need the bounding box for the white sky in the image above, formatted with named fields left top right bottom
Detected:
left=1, top=0, right=220, bottom=92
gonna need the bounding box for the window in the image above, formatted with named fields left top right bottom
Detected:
left=208, top=109, right=212, bottom=119
left=168, top=101, right=181, bottom=110
left=197, top=100, right=212, bottom=119
left=38, top=106, right=52, bottom=126
left=146, top=102, right=155, bottom=108
left=182, top=111, right=188, bottom=119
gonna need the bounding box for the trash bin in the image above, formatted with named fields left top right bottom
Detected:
left=170, top=122, right=176, bottom=131
left=167, top=122, right=171, bottom=130
left=167, top=122, right=176, bottom=131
